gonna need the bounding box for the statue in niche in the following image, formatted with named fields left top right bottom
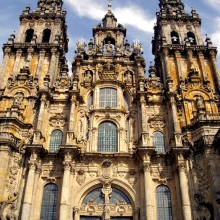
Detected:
left=125, top=71, right=133, bottom=84
left=84, top=70, right=93, bottom=83
left=105, top=41, right=113, bottom=54
left=13, top=92, right=24, bottom=106
left=195, top=96, right=205, bottom=111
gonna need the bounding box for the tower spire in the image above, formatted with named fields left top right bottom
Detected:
left=108, top=0, right=113, bottom=11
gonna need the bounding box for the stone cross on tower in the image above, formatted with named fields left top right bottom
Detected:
left=108, top=0, right=113, bottom=11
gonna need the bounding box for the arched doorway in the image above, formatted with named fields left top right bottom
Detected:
left=77, top=185, right=134, bottom=220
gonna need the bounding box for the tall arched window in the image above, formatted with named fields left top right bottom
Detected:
left=42, top=29, right=51, bottom=43
left=156, top=185, right=172, bottom=220
left=25, top=29, right=34, bottom=42
left=98, top=121, right=118, bottom=152
left=153, top=132, right=165, bottom=153
left=171, top=31, right=180, bottom=44
left=187, top=32, right=197, bottom=45
left=40, top=183, right=58, bottom=220
left=49, top=130, right=63, bottom=152
left=99, top=88, right=117, bottom=108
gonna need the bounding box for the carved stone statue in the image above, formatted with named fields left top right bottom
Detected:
left=84, top=70, right=93, bottom=83
left=13, top=92, right=24, bottom=106
left=105, top=41, right=113, bottom=54
left=196, top=96, right=205, bottom=111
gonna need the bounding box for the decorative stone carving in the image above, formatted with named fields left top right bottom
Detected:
left=49, top=113, right=66, bottom=128
left=101, top=160, right=112, bottom=179
left=0, top=192, right=18, bottom=220
left=148, top=115, right=165, bottom=130
left=6, top=66, right=38, bottom=93
left=76, top=169, right=86, bottom=185
left=13, top=92, right=24, bottom=107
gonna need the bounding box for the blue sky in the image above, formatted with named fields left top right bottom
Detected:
left=0, top=0, right=220, bottom=71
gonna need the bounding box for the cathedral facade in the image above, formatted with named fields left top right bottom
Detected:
left=0, top=0, right=220, bottom=219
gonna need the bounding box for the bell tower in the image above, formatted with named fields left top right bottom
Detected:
left=0, top=0, right=68, bottom=90
left=152, top=0, right=220, bottom=128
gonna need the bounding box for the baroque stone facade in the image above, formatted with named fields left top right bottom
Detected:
left=0, top=0, right=220, bottom=219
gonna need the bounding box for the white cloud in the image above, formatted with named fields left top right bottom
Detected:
left=210, top=17, right=220, bottom=55
left=65, top=0, right=155, bottom=33
left=203, top=0, right=220, bottom=9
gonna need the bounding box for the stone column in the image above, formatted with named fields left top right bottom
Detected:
left=60, top=152, right=72, bottom=220
left=36, top=94, right=47, bottom=130
left=35, top=49, right=45, bottom=78
left=162, top=49, right=170, bottom=81
left=0, top=146, right=11, bottom=201
left=27, top=48, right=34, bottom=67
left=209, top=51, right=220, bottom=91
left=69, top=95, right=76, bottom=131
left=198, top=52, right=207, bottom=80
left=0, top=48, right=11, bottom=89
left=48, top=48, right=59, bottom=85
left=66, top=95, right=76, bottom=145
left=170, top=96, right=182, bottom=146
left=174, top=50, right=183, bottom=79
left=143, top=162, right=154, bottom=220
left=12, top=49, right=22, bottom=76
left=21, top=152, right=39, bottom=220
left=73, top=207, right=80, bottom=220
left=178, top=160, right=192, bottom=220
left=187, top=50, right=195, bottom=72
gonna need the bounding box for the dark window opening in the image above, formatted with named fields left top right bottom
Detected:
left=171, top=31, right=180, bottom=44
left=187, top=32, right=197, bottom=45
left=42, top=29, right=51, bottom=43
left=25, top=29, right=34, bottom=43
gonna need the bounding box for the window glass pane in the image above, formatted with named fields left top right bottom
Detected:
left=109, top=187, right=131, bottom=205
left=153, top=132, right=165, bottom=153
left=99, top=88, right=117, bottom=108
left=98, top=122, right=118, bottom=152
left=82, top=187, right=104, bottom=204
left=111, top=218, right=133, bottom=220
left=40, top=184, right=58, bottom=220
left=156, top=185, right=172, bottom=220
left=49, top=130, right=63, bottom=152
left=81, top=217, right=102, bottom=220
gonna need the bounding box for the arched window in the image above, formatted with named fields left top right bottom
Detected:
left=82, top=187, right=104, bottom=204
left=110, top=187, right=131, bottom=205
left=42, top=29, right=51, bottom=43
left=153, top=132, right=165, bottom=153
left=81, top=187, right=132, bottom=219
left=98, top=121, right=118, bottom=152
left=171, top=31, right=180, bottom=44
left=99, top=88, right=117, bottom=108
left=187, top=32, right=196, bottom=45
left=40, top=183, right=58, bottom=220
left=49, top=130, right=63, bottom=152
left=25, top=29, right=34, bottom=42
left=156, top=185, right=172, bottom=220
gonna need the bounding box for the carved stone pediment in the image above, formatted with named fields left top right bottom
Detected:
left=97, top=62, right=118, bottom=80
left=53, top=65, right=72, bottom=91
left=7, top=66, right=38, bottom=91
left=49, top=113, right=67, bottom=128
left=148, top=115, right=165, bottom=129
